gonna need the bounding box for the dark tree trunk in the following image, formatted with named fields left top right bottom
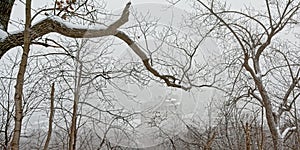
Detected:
left=0, top=0, right=15, bottom=31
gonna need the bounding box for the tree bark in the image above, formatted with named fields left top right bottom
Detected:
left=0, top=2, right=131, bottom=59
left=253, top=77, right=279, bottom=149
left=43, top=83, right=55, bottom=150
left=0, top=0, right=15, bottom=31
left=69, top=45, right=83, bottom=150
left=10, top=0, right=31, bottom=149
left=0, top=2, right=188, bottom=90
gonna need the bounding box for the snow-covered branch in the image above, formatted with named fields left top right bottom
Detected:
left=0, top=2, right=190, bottom=90
left=0, top=2, right=131, bottom=59
left=279, top=126, right=296, bottom=139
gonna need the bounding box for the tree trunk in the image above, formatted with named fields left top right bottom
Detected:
left=43, top=83, right=55, bottom=150
left=255, top=80, right=279, bottom=149
left=0, top=0, right=15, bottom=31
left=69, top=48, right=82, bottom=150
left=244, top=123, right=251, bottom=150
left=10, top=0, right=31, bottom=149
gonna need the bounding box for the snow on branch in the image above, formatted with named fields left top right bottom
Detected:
left=280, top=126, right=296, bottom=139
left=0, top=2, right=131, bottom=58
left=0, top=29, right=8, bottom=42
left=277, top=125, right=297, bottom=139
left=0, top=2, right=191, bottom=90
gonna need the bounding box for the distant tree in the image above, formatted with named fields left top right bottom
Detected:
left=0, top=0, right=226, bottom=149
left=1, top=1, right=207, bottom=149
left=189, top=0, right=300, bottom=149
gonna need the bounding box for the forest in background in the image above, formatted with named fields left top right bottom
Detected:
left=0, top=0, right=300, bottom=149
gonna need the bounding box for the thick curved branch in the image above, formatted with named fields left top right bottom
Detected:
left=115, top=31, right=190, bottom=90
left=0, top=2, right=131, bottom=59
left=0, top=2, right=190, bottom=90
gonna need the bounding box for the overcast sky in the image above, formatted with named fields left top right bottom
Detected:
left=105, top=0, right=262, bottom=10
left=6, top=0, right=252, bottom=115
left=7, top=0, right=266, bottom=110
left=4, top=0, right=269, bottom=148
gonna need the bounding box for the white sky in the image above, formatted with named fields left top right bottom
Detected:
left=106, top=0, right=169, bottom=10
left=7, top=0, right=261, bottom=113
left=106, top=0, right=262, bottom=10
left=10, top=0, right=262, bottom=30
left=4, top=0, right=277, bottom=147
